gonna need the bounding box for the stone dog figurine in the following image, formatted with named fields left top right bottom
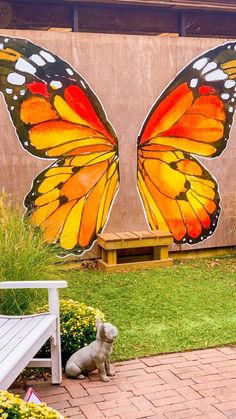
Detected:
left=65, top=319, right=118, bottom=382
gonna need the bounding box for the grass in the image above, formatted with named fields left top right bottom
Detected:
left=58, top=254, right=236, bottom=361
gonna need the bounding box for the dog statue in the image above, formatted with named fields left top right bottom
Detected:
left=65, top=319, right=118, bottom=382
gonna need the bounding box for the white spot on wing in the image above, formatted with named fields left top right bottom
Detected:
left=228, top=106, right=234, bottom=112
left=15, top=58, right=36, bottom=75
left=190, top=78, right=198, bottom=88
left=205, top=69, right=228, bottom=81
left=13, top=95, right=18, bottom=100
left=30, top=54, right=46, bottom=66
left=80, top=80, right=86, bottom=89
left=201, top=61, right=217, bottom=75
left=0, top=43, right=4, bottom=50
left=39, top=50, right=56, bottom=63
left=7, top=73, right=26, bottom=86
left=5, top=88, right=13, bottom=94
left=225, top=80, right=236, bottom=89
left=20, top=89, right=26, bottom=96
left=10, top=106, right=14, bottom=110
left=66, top=68, right=73, bottom=76
left=221, top=93, right=230, bottom=100
left=50, top=80, right=62, bottom=89
left=193, top=57, right=208, bottom=71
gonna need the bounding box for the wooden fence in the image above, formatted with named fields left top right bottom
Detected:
left=0, top=29, right=235, bottom=257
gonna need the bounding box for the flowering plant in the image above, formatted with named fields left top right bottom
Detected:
left=38, top=299, right=105, bottom=362
left=0, top=391, right=65, bottom=418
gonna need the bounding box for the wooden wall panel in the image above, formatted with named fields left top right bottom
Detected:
left=0, top=30, right=235, bottom=256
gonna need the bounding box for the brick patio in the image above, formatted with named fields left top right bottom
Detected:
left=15, top=345, right=236, bottom=418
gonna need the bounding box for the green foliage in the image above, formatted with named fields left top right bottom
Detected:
left=0, top=193, right=61, bottom=315
left=37, top=299, right=105, bottom=363
left=0, top=390, right=65, bottom=418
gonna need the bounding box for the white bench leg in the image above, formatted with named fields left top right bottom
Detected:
left=49, top=288, right=62, bottom=384
left=50, top=327, right=62, bottom=384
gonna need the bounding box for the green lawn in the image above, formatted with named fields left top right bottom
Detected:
left=59, top=253, right=236, bottom=361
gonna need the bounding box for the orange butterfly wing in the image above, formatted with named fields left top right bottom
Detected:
left=0, top=37, right=119, bottom=254
left=138, top=42, right=236, bottom=244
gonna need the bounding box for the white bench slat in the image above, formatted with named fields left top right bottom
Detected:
left=0, top=318, right=9, bottom=327
left=0, top=317, right=33, bottom=351
left=0, top=318, right=21, bottom=339
left=0, top=281, right=67, bottom=289
left=0, top=315, right=53, bottom=362
left=0, top=314, right=56, bottom=389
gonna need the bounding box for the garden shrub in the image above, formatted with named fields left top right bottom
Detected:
left=37, top=299, right=105, bottom=363
left=0, top=192, right=62, bottom=315
left=0, top=390, right=65, bottom=419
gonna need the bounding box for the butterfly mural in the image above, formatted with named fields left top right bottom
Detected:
left=0, top=36, right=235, bottom=254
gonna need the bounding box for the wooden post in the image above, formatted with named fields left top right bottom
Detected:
left=106, top=249, right=117, bottom=265
left=153, top=246, right=160, bottom=260
left=48, top=288, right=62, bottom=385
left=178, top=12, right=186, bottom=37
left=72, top=4, right=79, bottom=32
left=159, top=246, right=169, bottom=260
left=102, top=248, right=107, bottom=263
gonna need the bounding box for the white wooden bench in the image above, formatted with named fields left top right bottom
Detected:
left=0, top=280, right=67, bottom=390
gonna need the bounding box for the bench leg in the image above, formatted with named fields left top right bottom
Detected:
left=107, top=249, right=117, bottom=265
left=50, top=330, right=62, bottom=384
left=153, top=246, right=169, bottom=260
left=49, top=288, right=62, bottom=384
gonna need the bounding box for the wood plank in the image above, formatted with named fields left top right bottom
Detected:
left=132, top=231, right=157, bottom=238
left=0, top=317, right=33, bottom=351
left=116, top=232, right=138, bottom=240
left=0, top=318, right=9, bottom=328
left=97, top=258, right=173, bottom=272
left=152, top=230, right=173, bottom=238
left=0, top=318, right=21, bottom=339
left=106, top=249, right=117, bottom=264
left=0, top=315, right=50, bottom=362
left=97, top=233, right=121, bottom=242
left=0, top=281, right=67, bottom=289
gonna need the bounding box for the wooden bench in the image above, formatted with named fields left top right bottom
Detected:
left=97, top=230, right=173, bottom=272
left=0, top=280, right=67, bottom=390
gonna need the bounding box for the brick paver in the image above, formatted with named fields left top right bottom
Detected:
left=13, top=345, right=236, bottom=418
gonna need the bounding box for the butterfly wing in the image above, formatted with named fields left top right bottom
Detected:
left=0, top=36, right=119, bottom=254
left=138, top=42, right=236, bottom=244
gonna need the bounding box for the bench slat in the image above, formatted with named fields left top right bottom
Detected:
left=0, top=317, right=33, bottom=351
left=0, top=318, right=21, bottom=339
left=0, top=315, right=51, bottom=363
left=133, top=231, right=157, bottom=238
left=0, top=318, right=9, bottom=327
left=0, top=281, right=67, bottom=289
left=116, top=232, right=138, bottom=240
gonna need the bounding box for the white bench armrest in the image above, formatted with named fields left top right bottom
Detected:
left=0, top=281, right=67, bottom=289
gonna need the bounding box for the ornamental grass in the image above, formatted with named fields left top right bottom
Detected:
left=0, top=192, right=62, bottom=315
